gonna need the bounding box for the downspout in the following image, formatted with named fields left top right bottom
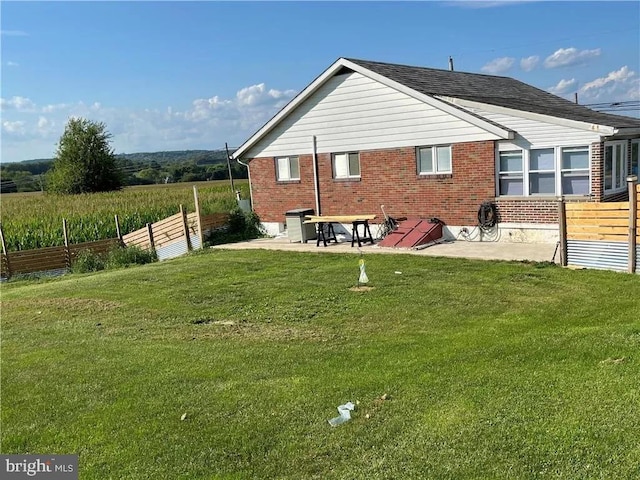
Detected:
left=236, top=156, right=253, bottom=209
left=312, top=135, right=321, bottom=215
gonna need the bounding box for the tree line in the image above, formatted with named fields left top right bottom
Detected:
left=1, top=119, right=246, bottom=194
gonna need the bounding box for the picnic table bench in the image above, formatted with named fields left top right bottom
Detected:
left=304, top=215, right=376, bottom=247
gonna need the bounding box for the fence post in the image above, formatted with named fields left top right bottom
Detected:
left=115, top=214, right=123, bottom=246
left=0, top=223, right=12, bottom=279
left=63, top=218, right=71, bottom=269
left=146, top=223, right=156, bottom=254
left=628, top=175, right=638, bottom=274
left=180, top=204, right=193, bottom=251
left=557, top=197, right=567, bottom=266
left=193, top=186, right=203, bottom=249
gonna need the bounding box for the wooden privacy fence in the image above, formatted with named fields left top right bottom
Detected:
left=1, top=187, right=231, bottom=278
left=0, top=237, right=121, bottom=279
left=122, top=207, right=228, bottom=261
left=561, top=180, right=639, bottom=273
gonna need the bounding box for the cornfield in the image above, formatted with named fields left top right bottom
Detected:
left=1, top=181, right=249, bottom=252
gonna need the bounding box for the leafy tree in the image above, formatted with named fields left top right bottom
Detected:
left=47, top=118, right=122, bottom=194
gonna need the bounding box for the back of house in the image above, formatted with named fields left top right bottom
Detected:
left=232, top=57, right=640, bottom=243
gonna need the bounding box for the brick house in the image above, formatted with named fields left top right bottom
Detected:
left=231, top=58, right=640, bottom=243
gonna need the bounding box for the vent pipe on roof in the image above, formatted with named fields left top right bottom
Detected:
left=448, top=56, right=454, bottom=71
left=574, top=92, right=579, bottom=104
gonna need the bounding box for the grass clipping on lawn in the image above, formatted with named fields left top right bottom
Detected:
left=1, top=249, right=639, bottom=479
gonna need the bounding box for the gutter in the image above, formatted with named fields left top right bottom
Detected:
left=235, top=156, right=253, bottom=209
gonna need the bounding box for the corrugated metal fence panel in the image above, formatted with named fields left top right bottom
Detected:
left=155, top=234, right=202, bottom=261
left=567, top=240, right=628, bottom=272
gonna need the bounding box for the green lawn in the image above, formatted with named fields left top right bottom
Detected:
left=1, top=250, right=639, bottom=479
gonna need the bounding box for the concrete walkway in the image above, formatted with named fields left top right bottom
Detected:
left=211, top=235, right=560, bottom=264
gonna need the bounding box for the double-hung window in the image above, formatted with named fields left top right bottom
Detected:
left=498, top=151, right=524, bottom=195
left=417, top=145, right=452, bottom=175
left=275, top=156, right=299, bottom=181
left=631, top=139, right=639, bottom=177
left=604, top=141, right=627, bottom=193
left=560, top=147, right=589, bottom=195
left=529, top=148, right=555, bottom=195
left=333, top=152, right=360, bottom=179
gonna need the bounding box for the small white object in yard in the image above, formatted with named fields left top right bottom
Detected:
left=394, top=271, right=402, bottom=275
left=328, top=401, right=356, bottom=426
left=358, top=259, right=369, bottom=285
left=180, top=413, right=187, bottom=421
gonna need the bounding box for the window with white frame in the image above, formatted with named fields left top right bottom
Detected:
left=560, top=147, right=590, bottom=195
left=498, top=145, right=590, bottom=196
left=498, top=150, right=524, bottom=195
left=604, top=141, right=627, bottom=193
left=417, top=145, right=452, bottom=174
left=275, top=156, right=300, bottom=181
left=333, top=152, right=360, bottom=179
left=529, top=148, right=555, bottom=195
left=631, top=139, right=639, bottom=177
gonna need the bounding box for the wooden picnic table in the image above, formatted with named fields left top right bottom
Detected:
left=304, top=215, right=376, bottom=247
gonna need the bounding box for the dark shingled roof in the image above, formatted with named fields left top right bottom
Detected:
left=346, top=58, right=640, bottom=129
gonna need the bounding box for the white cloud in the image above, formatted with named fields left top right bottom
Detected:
left=579, top=66, right=639, bottom=102
left=544, top=47, right=601, bottom=69
left=548, top=78, right=578, bottom=96
left=0, top=96, right=37, bottom=111
left=42, top=103, right=70, bottom=113
left=2, top=120, right=26, bottom=135
left=481, top=57, right=515, bottom=75
left=0, top=30, right=28, bottom=37
left=520, top=55, right=539, bottom=72
left=6, top=61, right=19, bottom=67
left=0, top=83, right=299, bottom=162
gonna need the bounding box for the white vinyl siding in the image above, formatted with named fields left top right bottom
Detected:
left=460, top=105, right=602, bottom=147
left=245, top=72, right=500, bottom=158
left=418, top=145, right=452, bottom=174
left=604, top=141, right=627, bottom=193
left=275, top=156, right=299, bottom=181
left=333, top=152, right=360, bottom=179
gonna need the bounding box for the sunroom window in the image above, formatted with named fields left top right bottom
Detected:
left=529, top=148, right=555, bottom=195
left=275, top=156, right=299, bottom=181
left=604, top=141, right=627, bottom=193
left=560, top=147, right=589, bottom=195
left=498, top=146, right=590, bottom=197
left=498, top=151, right=523, bottom=195
left=333, top=152, right=360, bottom=179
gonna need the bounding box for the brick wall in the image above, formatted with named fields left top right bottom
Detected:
left=495, top=199, right=560, bottom=224
left=250, top=141, right=498, bottom=225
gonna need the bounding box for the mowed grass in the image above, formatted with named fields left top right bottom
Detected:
left=1, top=250, right=639, bottom=479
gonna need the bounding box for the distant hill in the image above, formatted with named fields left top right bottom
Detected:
left=4, top=149, right=232, bottom=171
left=1, top=149, right=244, bottom=193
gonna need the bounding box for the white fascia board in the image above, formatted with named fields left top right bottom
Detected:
left=339, top=59, right=513, bottom=140
left=444, top=97, right=617, bottom=136
left=231, top=58, right=349, bottom=160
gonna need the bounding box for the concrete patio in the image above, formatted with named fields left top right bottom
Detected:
left=211, top=235, right=560, bottom=264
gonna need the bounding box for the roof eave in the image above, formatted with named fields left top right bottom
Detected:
left=444, top=97, right=618, bottom=136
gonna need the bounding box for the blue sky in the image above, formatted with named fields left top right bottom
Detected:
left=1, top=1, right=639, bottom=163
